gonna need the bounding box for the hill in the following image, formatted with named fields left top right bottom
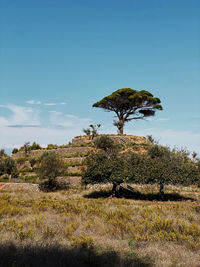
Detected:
left=10, top=135, right=150, bottom=186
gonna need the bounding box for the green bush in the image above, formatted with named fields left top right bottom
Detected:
left=38, top=151, right=65, bottom=191
left=12, top=148, right=19, bottom=154
left=93, top=135, right=114, bottom=150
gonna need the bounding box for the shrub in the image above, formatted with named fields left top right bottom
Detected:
left=82, top=149, right=131, bottom=196
left=30, top=142, right=41, bottom=150
left=12, top=148, right=19, bottom=154
left=83, top=124, right=101, bottom=140
left=29, top=158, right=37, bottom=169
left=38, top=151, right=64, bottom=190
left=93, top=135, right=114, bottom=151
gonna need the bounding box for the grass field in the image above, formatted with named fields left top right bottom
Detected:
left=0, top=184, right=200, bottom=267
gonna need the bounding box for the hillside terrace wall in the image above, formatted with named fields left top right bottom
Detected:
left=12, top=147, right=93, bottom=159
left=72, top=135, right=148, bottom=145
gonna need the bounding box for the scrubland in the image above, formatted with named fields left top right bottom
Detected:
left=0, top=184, right=200, bottom=267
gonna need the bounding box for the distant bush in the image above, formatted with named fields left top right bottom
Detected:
left=29, top=158, right=37, bottom=169
left=46, top=144, right=59, bottom=150
left=16, top=157, right=26, bottom=165
left=93, top=135, right=114, bottom=151
left=30, top=142, right=41, bottom=150
left=0, top=156, right=16, bottom=179
left=12, top=148, right=19, bottom=154
left=83, top=124, right=101, bottom=140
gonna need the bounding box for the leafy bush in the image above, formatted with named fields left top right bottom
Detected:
left=12, top=148, right=19, bottom=154
left=128, top=144, right=200, bottom=195
left=93, top=135, right=114, bottom=150
left=30, top=142, right=41, bottom=150
left=82, top=146, right=131, bottom=196
left=83, top=124, right=101, bottom=139
left=0, top=156, right=16, bottom=179
left=38, top=151, right=64, bottom=190
left=29, top=158, right=37, bottom=169
left=16, top=157, right=26, bottom=165
left=46, top=144, right=59, bottom=150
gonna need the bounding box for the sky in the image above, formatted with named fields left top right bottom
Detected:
left=0, top=0, right=200, bottom=155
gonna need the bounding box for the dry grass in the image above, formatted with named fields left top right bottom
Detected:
left=0, top=184, right=200, bottom=267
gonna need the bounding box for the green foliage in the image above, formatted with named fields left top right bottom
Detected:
left=46, top=144, right=59, bottom=150
left=128, top=144, right=200, bottom=194
left=30, top=142, right=41, bottom=150
left=93, top=88, right=162, bottom=134
left=29, top=158, right=37, bottom=168
left=16, top=157, right=26, bottom=165
left=83, top=124, right=101, bottom=139
left=93, top=135, right=114, bottom=150
left=24, top=142, right=31, bottom=155
left=12, top=148, right=19, bottom=154
left=0, top=156, right=16, bottom=177
left=82, top=146, right=131, bottom=195
left=4, top=157, right=16, bottom=175
left=84, top=139, right=200, bottom=196
left=0, top=149, right=7, bottom=157
left=18, top=142, right=42, bottom=154
left=38, top=151, right=64, bottom=190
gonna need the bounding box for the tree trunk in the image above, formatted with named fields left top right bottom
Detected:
left=112, top=183, right=117, bottom=197
left=159, top=183, right=164, bottom=200
left=118, top=120, right=124, bottom=135
left=119, top=126, right=123, bottom=135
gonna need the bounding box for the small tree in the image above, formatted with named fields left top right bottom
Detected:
left=12, top=148, right=19, bottom=154
left=3, top=157, right=16, bottom=180
left=31, top=142, right=41, bottom=150
left=82, top=135, right=130, bottom=196
left=83, top=124, right=101, bottom=139
left=38, top=151, right=63, bottom=190
left=29, top=158, right=37, bottom=170
left=0, top=149, right=7, bottom=157
left=93, top=88, right=162, bottom=134
left=23, top=142, right=31, bottom=155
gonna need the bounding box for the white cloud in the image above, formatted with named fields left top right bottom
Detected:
left=0, top=104, right=40, bottom=127
left=0, top=116, right=8, bottom=126
left=44, top=103, right=57, bottom=106
left=26, top=100, right=42, bottom=105
left=65, top=114, right=78, bottom=119
left=60, top=102, right=67, bottom=105
left=0, top=103, right=91, bottom=152
left=49, top=111, right=63, bottom=115
left=146, top=117, right=169, bottom=122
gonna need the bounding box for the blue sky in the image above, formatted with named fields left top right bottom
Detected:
left=0, top=0, right=200, bottom=154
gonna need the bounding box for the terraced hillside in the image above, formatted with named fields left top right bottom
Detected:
left=11, top=135, right=150, bottom=186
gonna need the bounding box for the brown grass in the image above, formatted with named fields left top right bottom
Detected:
left=0, top=184, right=200, bottom=267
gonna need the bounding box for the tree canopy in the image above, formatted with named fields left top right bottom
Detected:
left=82, top=135, right=130, bottom=195
left=93, top=88, right=163, bottom=134
left=38, top=151, right=63, bottom=190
